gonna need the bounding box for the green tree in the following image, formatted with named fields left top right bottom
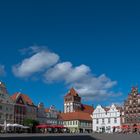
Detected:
left=23, top=119, right=39, bottom=133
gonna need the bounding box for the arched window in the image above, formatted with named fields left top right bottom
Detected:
left=129, top=100, right=132, bottom=105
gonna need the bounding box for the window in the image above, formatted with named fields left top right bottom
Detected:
left=114, top=118, right=117, bottom=123
left=108, top=118, right=110, bottom=124
left=96, top=127, right=98, bottom=131
left=72, top=121, right=73, bottom=125
left=106, top=126, right=111, bottom=131
left=129, top=100, right=132, bottom=104
left=6, top=107, right=8, bottom=111
left=96, top=119, right=99, bottom=124
left=102, top=118, right=104, bottom=123
left=6, top=114, right=8, bottom=120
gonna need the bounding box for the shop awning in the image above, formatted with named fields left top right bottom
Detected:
left=121, top=125, right=129, bottom=129
left=36, top=124, right=66, bottom=129
left=132, top=125, right=140, bottom=129
left=51, top=125, right=66, bottom=129
left=36, top=124, right=51, bottom=128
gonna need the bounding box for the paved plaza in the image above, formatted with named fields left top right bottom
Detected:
left=0, top=133, right=140, bottom=140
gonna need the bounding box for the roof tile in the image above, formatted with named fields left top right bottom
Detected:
left=60, top=111, right=92, bottom=121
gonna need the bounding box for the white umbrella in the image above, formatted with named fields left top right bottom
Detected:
left=7, top=123, right=14, bottom=127
left=13, top=123, right=22, bottom=127
left=18, top=124, right=24, bottom=128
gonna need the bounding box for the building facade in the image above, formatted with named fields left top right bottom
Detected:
left=45, top=105, right=58, bottom=124
left=0, top=82, right=14, bottom=125
left=122, top=87, right=140, bottom=132
left=37, top=102, right=46, bottom=124
left=62, top=88, right=93, bottom=133
left=64, top=88, right=81, bottom=113
left=64, top=88, right=94, bottom=114
left=37, top=103, right=62, bottom=125
left=93, top=104, right=121, bottom=133
left=61, top=112, right=92, bottom=133
left=11, top=92, right=37, bottom=124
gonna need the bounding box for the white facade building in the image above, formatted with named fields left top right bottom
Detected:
left=92, top=104, right=122, bottom=133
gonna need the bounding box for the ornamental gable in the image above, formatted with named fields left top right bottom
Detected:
left=93, top=105, right=106, bottom=114
left=108, top=104, right=118, bottom=113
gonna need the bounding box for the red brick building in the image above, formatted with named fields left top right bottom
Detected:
left=11, top=92, right=37, bottom=124
left=122, top=87, right=140, bottom=132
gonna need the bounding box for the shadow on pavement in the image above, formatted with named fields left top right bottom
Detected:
left=0, top=135, right=101, bottom=140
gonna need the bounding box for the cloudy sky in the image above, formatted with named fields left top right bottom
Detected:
left=0, top=0, right=140, bottom=110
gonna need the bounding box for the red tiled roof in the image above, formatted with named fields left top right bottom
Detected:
left=82, top=104, right=94, bottom=114
left=65, top=88, right=79, bottom=97
left=60, top=111, right=92, bottom=121
left=11, top=92, right=34, bottom=105
left=11, top=93, right=18, bottom=101
left=22, top=94, right=34, bottom=105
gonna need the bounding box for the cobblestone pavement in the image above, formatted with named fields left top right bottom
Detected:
left=0, top=133, right=140, bottom=140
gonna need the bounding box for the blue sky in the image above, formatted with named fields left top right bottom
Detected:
left=0, top=0, right=140, bottom=110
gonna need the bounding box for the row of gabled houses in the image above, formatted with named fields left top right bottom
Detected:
left=0, top=81, right=140, bottom=133
left=61, top=86, right=140, bottom=133
left=92, top=104, right=122, bottom=133
left=0, top=81, right=63, bottom=131
left=0, top=81, right=94, bottom=133
left=93, top=87, right=140, bottom=133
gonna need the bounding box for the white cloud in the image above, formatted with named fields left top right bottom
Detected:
left=0, top=65, right=6, bottom=76
left=44, top=62, right=90, bottom=83
left=13, top=46, right=121, bottom=102
left=45, top=62, right=72, bottom=82
left=12, top=49, right=59, bottom=77
left=69, top=74, right=119, bottom=101
left=44, top=61, right=120, bottom=101
left=65, top=64, right=90, bottom=83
